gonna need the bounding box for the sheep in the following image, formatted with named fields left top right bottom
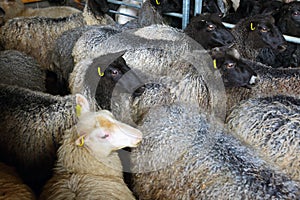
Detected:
left=58, top=26, right=122, bottom=74
left=209, top=46, right=258, bottom=88
left=0, top=0, right=81, bottom=23
left=0, top=49, right=46, bottom=92
left=226, top=95, right=300, bottom=182
left=0, top=0, right=116, bottom=71
left=0, top=83, right=92, bottom=194
left=39, top=107, right=142, bottom=200
left=225, top=59, right=300, bottom=115
left=275, top=1, right=300, bottom=68
left=0, top=162, right=36, bottom=200
left=231, top=14, right=288, bottom=67
left=70, top=25, right=261, bottom=120
left=128, top=100, right=300, bottom=199
left=70, top=25, right=229, bottom=120
left=184, top=13, right=235, bottom=49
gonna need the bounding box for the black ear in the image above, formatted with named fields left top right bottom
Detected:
left=88, top=0, right=109, bottom=15
left=0, top=7, right=5, bottom=26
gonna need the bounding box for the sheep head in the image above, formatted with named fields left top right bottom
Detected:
left=211, top=47, right=258, bottom=88
left=277, top=1, right=300, bottom=37
left=245, top=15, right=287, bottom=52
left=75, top=95, right=142, bottom=157
left=184, top=13, right=235, bottom=49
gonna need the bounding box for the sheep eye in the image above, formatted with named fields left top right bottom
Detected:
left=100, top=134, right=109, bottom=139
left=292, top=11, right=300, bottom=16
left=226, top=62, right=235, bottom=69
left=111, top=69, right=119, bottom=76
left=260, top=26, right=269, bottom=33
left=207, top=24, right=216, bottom=31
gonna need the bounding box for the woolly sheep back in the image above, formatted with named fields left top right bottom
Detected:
left=0, top=50, right=46, bottom=92
left=130, top=102, right=300, bottom=199
left=0, top=84, right=80, bottom=193
left=226, top=95, right=300, bottom=181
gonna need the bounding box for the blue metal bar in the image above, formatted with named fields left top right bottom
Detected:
left=163, top=12, right=183, bottom=18
left=194, top=0, right=202, bottom=15
left=182, top=0, right=190, bottom=29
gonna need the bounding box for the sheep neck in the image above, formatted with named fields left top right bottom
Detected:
left=56, top=127, right=124, bottom=179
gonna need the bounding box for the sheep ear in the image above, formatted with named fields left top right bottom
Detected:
left=75, top=94, right=90, bottom=116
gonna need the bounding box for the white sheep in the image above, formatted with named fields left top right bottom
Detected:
left=39, top=105, right=142, bottom=200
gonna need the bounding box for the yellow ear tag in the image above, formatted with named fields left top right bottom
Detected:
left=250, top=23, right=255, bottom=31
left=98, top=67, right=104, bottom=76
left=76, top=104, right=82, bottom=117
left=156, top=0, right=160, bottom=5
left=77, top=136, right=84, bottom=147
left=213, top=59, right=217, bottom=69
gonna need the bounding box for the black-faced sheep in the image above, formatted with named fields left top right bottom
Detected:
left=0, top=49, right=46, bottom=92
left=70, top=25, right=262, bottom=121
left=226, top=95, right=300, bottom=181
left=39, top=108, right=142, bottom=200
left=210, top=47, right=258, bottom=88
left=277, top=1, right=300, bottom=37
left=129, top=101, right=300, bottom=199
left=50, top=25, right=122, bottom=95
left=184, top=13, right=235, bottom=49
left=275, top=1, right=300, bottom=68
left=0, top=0, right=115, bottom=71
left=231, top=14, right=287, bottom=66
left=225, top=60, right=300, bottom=115
left=0, top=0, right=81, bottom=22
left=0, top=84, right=89, bottom=194
left=0, top=162, right=36, bottom=200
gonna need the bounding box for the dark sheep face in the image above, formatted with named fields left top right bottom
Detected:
left=213, top=53, right=258, bottom=88
left=277, top=2, right=300, bottom=36
left=96, top=57, right=143, bottom=110
left=185, top=14, right=235, bottom=49
left=247, top=16, right=287, bottom=52
left=0, top=7, right=4, bottom=26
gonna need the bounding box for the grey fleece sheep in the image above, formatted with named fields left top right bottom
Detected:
left=0, top=0, right=115, bottom=71
left=40, top=108, right=142, bottom=200
left=0, top=83, right=89, bottom=194
left=0, top=162, right=36, bottom=200
left=231, top=14, right=287, bottom=64
left=71, top=25, right=228, bottom=119
left=226, top=95, right=300, bottom=181
left=225, top=59, right=300, bottom=115
left=51, top=25, right=122, bottom=85
left=0, top=0, right=81, bottom=22
left=0, top=50, right=46, bottom=92
left=129, top=101, right=300, bottom=200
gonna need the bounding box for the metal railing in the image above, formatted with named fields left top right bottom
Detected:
left=107, top=0, right=300, bottom=44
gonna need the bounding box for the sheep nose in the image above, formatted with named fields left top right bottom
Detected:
left=249, top=75, right=259, bottom=85
left=278, top=44, right=287, bottom=52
